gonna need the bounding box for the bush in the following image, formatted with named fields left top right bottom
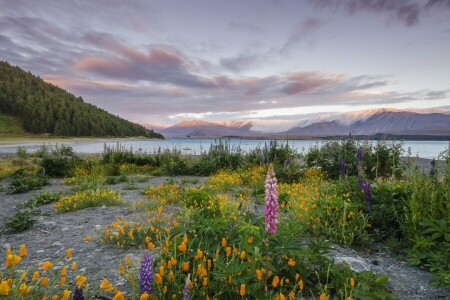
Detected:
left=7, top=170, right=49, bottom=194
left=40, top=145, right=80, bottom=177
left=1, top=200, right=48, bottom=233
left=54, top=190, right=124, bottom=212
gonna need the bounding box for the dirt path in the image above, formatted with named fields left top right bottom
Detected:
left=1, top=177, right=449, bottom=299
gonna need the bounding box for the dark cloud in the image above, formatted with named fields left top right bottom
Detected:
left=309, top=0, right=421, bottom=26
left=280, top=18, right=324, bottom=54
left=220, top=53, right=261, bottom=72
left=425, top=0, right=450, bottom=9
left=279, top=72, right=343, bottom=95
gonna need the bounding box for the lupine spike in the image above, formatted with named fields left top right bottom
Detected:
left=183, top=274, right=191, bottom=300
left=140, top=251, right=154, bottom=294
left=73, top=287, right=85, bottom=300
left=264, top=164, right=278, bottom=235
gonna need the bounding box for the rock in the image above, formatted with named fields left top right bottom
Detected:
left=3, top=243, right=11, bottom=250
left=334, top=256, right=371, bottom=272
left=52, top=241, right=63, bottom=247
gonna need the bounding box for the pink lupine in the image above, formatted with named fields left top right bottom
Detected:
left=264, top=164, right=278, bottom=235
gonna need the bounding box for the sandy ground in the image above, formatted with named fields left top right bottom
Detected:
left=1, top=174, right=449, bottom=299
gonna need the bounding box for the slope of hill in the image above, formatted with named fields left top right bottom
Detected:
left=161, top=120, right=256, bottom=137
left=286, top=110, right=450, bottom=136
left=0, top=114, right=28, bottom=136
left=0, top=61, right=163, bottom=138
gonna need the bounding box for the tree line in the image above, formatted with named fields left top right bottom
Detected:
left=0, top=61, right=163, bottom=138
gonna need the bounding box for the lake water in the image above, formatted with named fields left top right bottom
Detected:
left=0, top=138, right=449, bottom=159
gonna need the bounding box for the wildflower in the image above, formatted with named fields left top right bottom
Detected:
left=76, top=275, right=87, bottom=286
left=361, top=181, right=372, bottom=207
left=279, top=293, right=285, bottom=300
left=52, top=295, right=60, bottom=300
left=247, top=236, right=253, bottom=244
left=6, top=254, right=21, bottom=268
left=118, top=264, right=125, bottom=275
left=163, top=285, right=168, bottom=294
left=155, top=273, right=163, bottom=285
left=42, top=261, right=53, bottom=270
left=299, top=279, right=304, bottom=290
left=41, top=277, right=48, bottom=286
left=85, top=236, right=92, bottom=242
left=182, top=261, right=190, bottom=273
left=430, top=159, right=436, bottom=176
left=221, top=238, right=227, bottom=247
left=240, top=250, right=245, bottom=260
left=264, top=164, right=278, bottom=235
left=73, top=287, right=85, bottom=300
left=347, top=297, right=352, bottom=300
left=100, top=279, right=113, bottom=292
left=203, top=278, right=208, bottom=287
left=61, top=289, right=70, bottom=300
left=140, top=251, right=154, bottom=294
left=225, top=247, right=231, bottom=256
left=59, top=276, right=66, bottom=286
left=61, top=266, right=67, bottom=276
left=256, top=269, right=262, bottom=280
left=183, top=274, right=191, bottom=300
left=32, top=271, right=40, bottom=281
left=178, top=242, right=187, bottom=253
left=240, top=283, right=246, bottom=296
left=140, top=292, right=149, bottom=300
left=125, top=256, right=131, bottom=266
left=357, top=148, right=363, bottom=162
left=0, top=281, right=10, bottom=296
left=288, top=291, right=295, bottom=299
left=350, top=277, right=355, bottom=287
left=19, top=283, right=30, bottom=296
left=71, top=261, right=77, bottom=271
left=272, top=275, right=280, bottom=288
left=319, top=293, right=328, bottom=300
left=19, top=244, right=27, bottom=257
left=113, top=291, right=124, bottom=300
left=66, top=248, right=72, bottom=259
left=287, top=258, right=296, bottom=267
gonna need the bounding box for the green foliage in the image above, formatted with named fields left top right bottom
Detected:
left=0, top=114, right=27, bottom=136
left=7, top=170, right=49, bottom=194
left=40, top=145, right=80, bottom=177
left=305, top=139, right=403, bottom=179
left=0, top=61, right=163, bottom=138
left=1, top=199, right=48, bottom=233
left=30, top=190, right=61, bottom=206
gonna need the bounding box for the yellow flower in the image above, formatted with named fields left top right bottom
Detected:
left=71, top=261, right=77, bottom=271
left=119, top=264, right=125, bottom=275
left=100, top=278, right=113, bottom=291
left=203, top=278, right=208, bottom=287
left=239, top=283, right=246, bottom=296
left=113, top=291, right=124, bottom=300
left=287, top=258, right=296, bottom=267
left=272, top=276, right=280, bottom=288
left=125, top=256, right=131, bottom=266
left=240, top=251, right=245, bottom=260
left=299, top=279, right=304, bottom=290
left=148, top=242, right=154, bottom=250
left=85, top=236, right=92, bottom=242
left=279, top=293, right=286, bottom=300
left=247, top=236, right=253, bottom=244
left=347, top=297, right=352, bottom=300
left=319, top=293, right=327, bottom=300
left=32, top=271, right=40, bottom=281
left=52, top=295, right=60, bottom=300
left=59, top=276, right=66, bottom=286
left=350, top=277, right=355, bottom=287
left=41, top=277, right=48, bottom=286
left=163, top=285, right=168, bottom=294
left=19, top=244, right=27, bottom=257
left=140, top=292, right=149, bottom=300
left=61, top=266, right=67, bottom=276
left=66, top=248, right=72, bottom=259
left=159, top=265, right=165, bottom=277
left=221, top=238, right=227, bottom=247
left=225, top=247, right=231, bottom=257
left=6, top=254, right=21, bottom=268
left=155, top=273, right=163, bottom=285
left=76, top=275, right=87, bottom=286
left=19, top=283, right=30, bottom=296
left=61, top=289, right=70, bottom=300
left=0, top=281, right=10, bottom=296
left=178, top=242, right=187, bottom=253
left=42, top=261, right=53, bottom=270
left=182, top=261, right=190, bottom=273
left=256, top=269, right=262, bottom=281
left=288, top=291, right=295, bottom=299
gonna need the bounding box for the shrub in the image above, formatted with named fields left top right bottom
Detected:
left=7, top=170, right=49, bottom=194
left=1, top=200, right=48, bottom=233
left=40, top=145, right=80, bottom=177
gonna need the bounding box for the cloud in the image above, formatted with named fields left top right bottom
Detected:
left=308, top=0, right=421, bottom=26
left=220, top=53, right=262, bottom=73
left=425, top=0, right=450, bottom=9
left=280, top=18, right=324, bottom=54
left=228, top=21, right=264, bottom=34
left=279, top=72, right=344, bottom=95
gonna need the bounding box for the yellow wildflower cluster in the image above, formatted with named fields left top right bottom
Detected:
left=143, top=184, right=181, bottom=204
left=239, top=165, right=266, bottom=188
left=206, top=170, right=243, bottom=192
left=102, top=208, right=176, bottom=248
left=54, top=190, right=124, bottom=212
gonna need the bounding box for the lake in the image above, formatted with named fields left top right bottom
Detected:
left=0, top=138, right=448, bottom=159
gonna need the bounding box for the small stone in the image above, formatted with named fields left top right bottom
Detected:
left=419, top=286, right=425, bottom=291
left=42, top=221, right=57, bottom=227
left=2, top=243, right=11, bottom=250
left=36, top=250, right=45, bottom=253
left=95, top=225, right=102, bottom=229
left=61, top=227, right=69, bottom=231
left=52, top=241, right=63, bottom=247
left=334, top=256, right=371, bottom=272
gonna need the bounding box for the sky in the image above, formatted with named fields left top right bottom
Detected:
left=1, top=0, right=450, bottom=132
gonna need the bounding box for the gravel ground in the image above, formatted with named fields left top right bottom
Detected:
left=1, top=173, right=449, bottom=299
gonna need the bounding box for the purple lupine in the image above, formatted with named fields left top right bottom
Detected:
left=361, top=181, right=372, bottom=207
left=73, top=287, right=85, bottom=300
left=183, top=274, right=191, bottom=300
left=140, top=251, right=154, bottom=294
left=358, top=176, right=364, bottom=189
left=357, top=148, right=363, bottom=162
left=339, top=159, right=346, bottom=177
left=430, top=159, right=436, bottom=177
left=264, top=164, right=278, bottom=235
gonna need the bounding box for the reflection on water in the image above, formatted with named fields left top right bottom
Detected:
left=0, top=138, right=448, bottom=159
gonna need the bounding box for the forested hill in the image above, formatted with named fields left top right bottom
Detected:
left=0, top=61, right=163, bottom=138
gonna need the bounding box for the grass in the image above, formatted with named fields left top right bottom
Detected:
left=0, top=114, right=28, bottom=136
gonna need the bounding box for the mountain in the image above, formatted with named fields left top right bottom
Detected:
left=286, top=109, right=450, bottom=136
left=0, top=61, right=163, bottom=138
left=161, top=120, right=256, bottom=138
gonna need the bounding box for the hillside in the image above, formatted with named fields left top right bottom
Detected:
left=0, top=61, right=163, bottom=138
left=0, top=114, right=28, bottom=136
left=161, top=120, right=256, bottom=137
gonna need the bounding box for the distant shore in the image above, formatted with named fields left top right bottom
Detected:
left=0, top=136, right=158, bottom=146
